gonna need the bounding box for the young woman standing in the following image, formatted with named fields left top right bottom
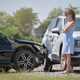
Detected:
left=62, top=8, right=76, bottom=73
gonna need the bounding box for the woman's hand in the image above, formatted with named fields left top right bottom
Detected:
left=63, top=21, right=75, bottom=33
left=63, top=28, right=68, bottom=33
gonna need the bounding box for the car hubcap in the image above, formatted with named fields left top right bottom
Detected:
left=16, top=51, right=34, bottom=71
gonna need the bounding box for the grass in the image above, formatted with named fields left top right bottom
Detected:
left=0, top=72, right=80, bottom=80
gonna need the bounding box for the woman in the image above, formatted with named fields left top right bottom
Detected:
left=62, top=8, right=76, bottom=73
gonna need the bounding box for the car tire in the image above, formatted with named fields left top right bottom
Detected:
left=59, top=44, right=63, bottom=63
left=44, top=57, right=53, bottom=72
left=59, top=44, right=65, bottom=70
left=14, top=48, right=36, bottom=72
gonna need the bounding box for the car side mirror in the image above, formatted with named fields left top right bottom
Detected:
left=52, top=31, right=60, bottom=35
left=51, top=28, right=60, bottom=35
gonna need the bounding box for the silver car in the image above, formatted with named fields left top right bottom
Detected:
left=42, top=15, right=80, bottom=70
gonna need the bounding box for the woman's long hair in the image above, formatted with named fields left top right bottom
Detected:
left=64, top=8, right=76, bottom=21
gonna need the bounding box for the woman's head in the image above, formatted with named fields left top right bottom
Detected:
left=64, top=8, right=75, bottom=21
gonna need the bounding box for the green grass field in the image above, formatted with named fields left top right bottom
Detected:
left=0, top=72, right=80, bottom=80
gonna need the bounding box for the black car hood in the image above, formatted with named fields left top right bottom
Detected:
left=14, top=39, right=41, bottom=46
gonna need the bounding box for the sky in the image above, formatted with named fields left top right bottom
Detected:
left=0, top=0, right=80, bottom=21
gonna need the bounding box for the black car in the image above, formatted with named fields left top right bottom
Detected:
left=0, top=33, right=47, bottom=72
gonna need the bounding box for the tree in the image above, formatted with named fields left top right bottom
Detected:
left=14, top=8, right=39, bottom=35
left=0, top=12, right=15, bottom=28
left=47, top=8, right=62, bottom=20
left=68, top=4, right=80, bottom=14
left=0, top=11, right=18, bottom=38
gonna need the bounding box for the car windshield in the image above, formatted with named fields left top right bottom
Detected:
left=75, top=18, right=80, bottom=31
left=47, top=18, right=58, bottom=31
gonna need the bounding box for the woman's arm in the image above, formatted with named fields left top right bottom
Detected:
left=63, top=21, right=75, bottom=33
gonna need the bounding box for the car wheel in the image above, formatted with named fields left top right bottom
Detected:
left=59, top=44, right=65, bottom=70
left=44, top=57, right=53, bottom=72
left=14, top=48, right=36, bottom=72
left=4, top=66, right=11, bottom=72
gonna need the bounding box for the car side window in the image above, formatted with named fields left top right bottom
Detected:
left=56, top=18, right=62, bottom=32
left=48, top=18, right=58, bottom=31
left=0, top=33, right=12, bottom=50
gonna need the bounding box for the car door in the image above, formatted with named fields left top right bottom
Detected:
left=51, top=17, right=63, bottom=58
left=0, top=33, right=13, bottom=62
left=42, top=18, right=58, bottom=54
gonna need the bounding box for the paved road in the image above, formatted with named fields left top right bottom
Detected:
left=33, top=64, right=80, bottom=76
left=7, top=64, right=80, bottom=77
left=33, top=64, right=65, bottom=72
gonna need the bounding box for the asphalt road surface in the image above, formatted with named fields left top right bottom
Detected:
left=33, top=64, right=80, bottom=76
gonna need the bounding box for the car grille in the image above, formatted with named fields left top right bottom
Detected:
left=75, top=40, right=80, bottom=48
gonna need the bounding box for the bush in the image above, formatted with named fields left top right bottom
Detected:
left=0, top=26, right=42, bottom=43
left=0, top=26, right=18, bottom=38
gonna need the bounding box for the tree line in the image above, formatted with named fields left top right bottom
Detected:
left=0, top=6, right=79, bottom=42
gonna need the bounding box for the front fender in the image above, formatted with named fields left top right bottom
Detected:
left=15, top=44, right=37, bottom=54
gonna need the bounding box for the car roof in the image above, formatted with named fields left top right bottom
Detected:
left=58, top=15, right=80, bottom=19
